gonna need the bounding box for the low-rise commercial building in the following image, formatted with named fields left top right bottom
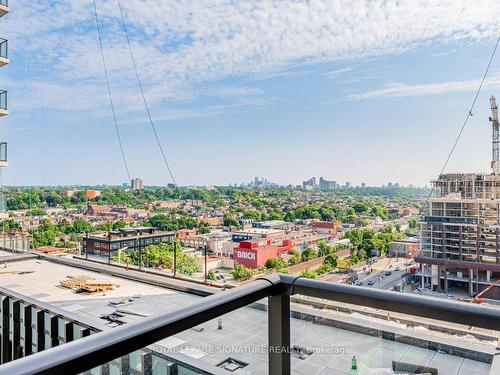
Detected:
left=83, top=227, right=175, bottom=258
left=233, top=239, right=293, bottom=268
left=312, top=220, right=342, bottom=234
left=388, top=238, right=419, bottom=258
left=180, top=231, right=232, bottom=256
left=252, top=220, right=293, bottom=231
left=231, top=228, right=284, bottom=242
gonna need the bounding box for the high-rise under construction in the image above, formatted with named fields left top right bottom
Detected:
left=416, top=96, right=500, bottom=299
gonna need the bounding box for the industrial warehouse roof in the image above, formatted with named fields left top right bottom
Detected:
left=87, top=228, right=175, bottom=240
left=233, top=228, right=284, bottom=235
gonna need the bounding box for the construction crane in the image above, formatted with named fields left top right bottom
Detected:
left=458, top=282, right=499, bottom=304
left=489, top=96, right=499, bottom=174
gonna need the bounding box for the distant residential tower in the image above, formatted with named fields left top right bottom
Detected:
left=131, top=178, right=144, bottom=191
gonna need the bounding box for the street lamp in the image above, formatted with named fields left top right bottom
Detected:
left=173, top=241, right=177, bottom=277
left=204, top=244, right=208, bottom=282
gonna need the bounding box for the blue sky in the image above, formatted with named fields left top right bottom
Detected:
left=1, top=0, right=500, bottom=187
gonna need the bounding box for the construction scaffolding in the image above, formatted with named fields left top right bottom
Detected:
left=490, top=96, right=499, bottom=174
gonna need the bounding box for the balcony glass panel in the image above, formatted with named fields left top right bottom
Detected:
left=0, top=142, right=6, bottom=162
left=0, top=39, right=6, bottom=58
left=78, top=300, right=496, bottom=375
left=0, top=90, right=6, bottom=109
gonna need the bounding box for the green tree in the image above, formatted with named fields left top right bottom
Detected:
left=287, top=249, right=301, bottom=265
left=265, top=257, right=287, bottom=270
left=370, top=206, right=389, bottom=220
left=94, top=222, right=113, bottom=231
left=408, top=218, right=417, bottom=229
left=316, top=264, right=333, bottom=275
left=324, top=253, right=338, bottom=268
left=317, top=239, right=335, bottom=256
left=300, top=269, right=317, bottom=279
left=301, top=247, right=317, bottom=262
left=223, top=212, right=240, bottom=228
left=352, top=202, right=368, bottom=214
left=72, top=219, right=93, bottom=234
left=27, top=208, right=47, bottom=216
left=31, top=219, right=57, bottom=248
left=176, top=254, right=200, bottom=276
left=112, top=220, right=127, bottom=230
left=231, top=264, right=255, bottom=281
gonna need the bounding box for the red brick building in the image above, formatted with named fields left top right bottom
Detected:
left=312, top=221, right=341, bottom=234
left=233, top=239, right=293, bottom=269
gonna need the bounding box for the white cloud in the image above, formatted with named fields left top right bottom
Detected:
left=346, top=74, right=500, bottom=100
left=1, top=0, right=500, bottom=116
left=203, top=86, right=264, bottom=97
left=324, top=68, right=352, bottom=78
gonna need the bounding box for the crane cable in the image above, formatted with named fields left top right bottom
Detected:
left=420, top=35, right=499, bottom=210
left=116, top=0, right=177, bottom=186
left=365, top=35, right=500, bottom=285
left=92, top=0, right=131, bottom=182
left=24, top=5, right=32, bottom=210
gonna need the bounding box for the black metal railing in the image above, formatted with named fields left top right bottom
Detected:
left=0, top=39, right=6, bottom=59
left=0, top=273, right=499, bottom=375
left=0, top=287, right=102, bottom=366
left=0, top=91, right=6, bottom=110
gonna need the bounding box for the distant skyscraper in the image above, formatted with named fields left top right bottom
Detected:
left=302, top=177, right=318, bottom=190
left=131, top=178, right=144, bottom=191
left=319, top=177, right=337, bottom=190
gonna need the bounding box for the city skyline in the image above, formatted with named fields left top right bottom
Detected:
left=1, top=3, right=499, bottom=375
left=0, top=1, right=500, bottom=186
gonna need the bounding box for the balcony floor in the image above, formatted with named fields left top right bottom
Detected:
left=1, top=258, right=494, bottom=375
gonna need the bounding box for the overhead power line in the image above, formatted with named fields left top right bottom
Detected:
left=116, top=0, right=178, bottom=186
left=376, top=35, right=500, bottom=277
left=421, top=35, right=500, bottom=209
left=92, top=0, right=131, bottom=182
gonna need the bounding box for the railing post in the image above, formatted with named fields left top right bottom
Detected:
left=268, top=294, right=290, bottom=375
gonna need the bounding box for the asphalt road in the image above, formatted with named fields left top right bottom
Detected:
left=357, top=267, right=408, bottom=290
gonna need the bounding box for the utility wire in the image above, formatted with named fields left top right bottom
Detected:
left=116, top=0, right=177, bottom=186
left=24, top=10, right=32, bottom=209
left=421, top=35, right=499, bottom=212
left=41, top=0, right=46, bottom=186
left=366, top=36, right=500, bottom=284
left=92, top=0, right=131, bottom=182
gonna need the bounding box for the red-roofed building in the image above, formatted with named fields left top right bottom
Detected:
left=233, top=239, right=293, bottom=269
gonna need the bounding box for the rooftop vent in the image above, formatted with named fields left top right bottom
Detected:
left=216, top=358, right=248, bottom=372
left=290, top=345, right=313, bottom=360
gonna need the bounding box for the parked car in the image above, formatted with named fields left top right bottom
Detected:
left=385, top=271, right=392, bottom=276
left=395, top=267, right=400, bottom=271
left=368, top=279, right=376, bottom=286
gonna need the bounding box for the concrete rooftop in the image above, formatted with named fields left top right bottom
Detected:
left=0, top=258, right=494, bottom=375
